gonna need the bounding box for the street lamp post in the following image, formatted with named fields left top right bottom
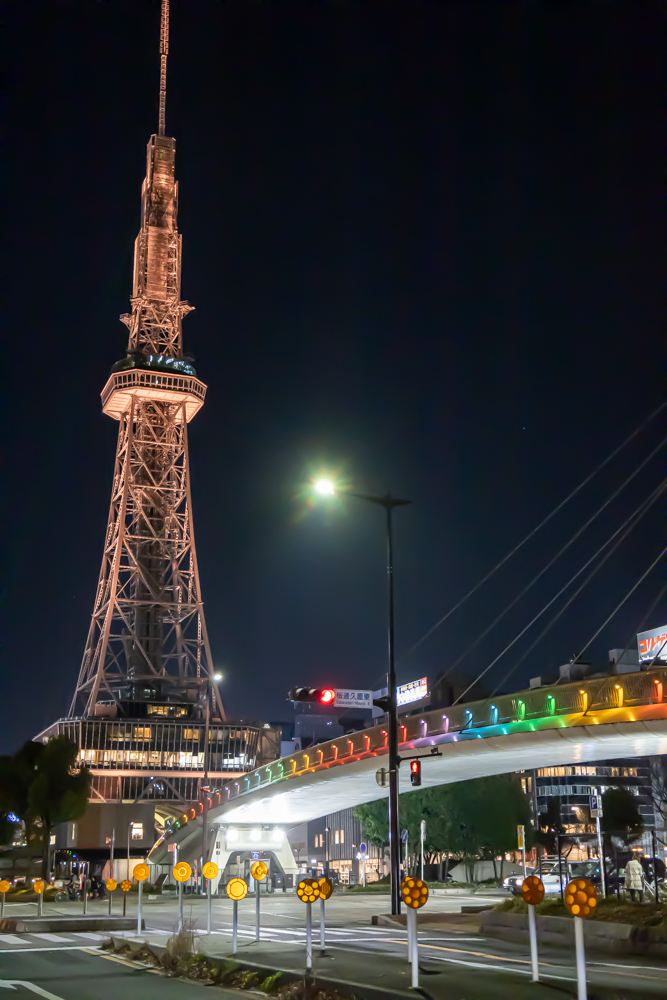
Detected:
left=201, top=672, right=222, bottom=891
left=314, top=482, right=410, bottom=914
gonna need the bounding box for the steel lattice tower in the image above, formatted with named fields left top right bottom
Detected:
left=37, top=4, right=277, bottom=831
left=71, top=1, right=223, bottom=723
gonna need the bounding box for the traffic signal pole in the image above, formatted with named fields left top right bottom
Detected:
left=385, top=500, right=402, bottom=916
left=315, top=489, right=410, bottom=916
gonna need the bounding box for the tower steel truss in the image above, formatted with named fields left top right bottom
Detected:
left=70, top=2, right=223, bottom=724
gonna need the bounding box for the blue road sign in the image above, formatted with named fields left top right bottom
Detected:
left=401, top=829, right=408, bottom=844
left=359, top=842, right=367, bottom=854
left=251, top=851, right=260, bottom=860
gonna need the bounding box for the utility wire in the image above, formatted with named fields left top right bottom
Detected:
left=463, top=583, right=666, bottom=726
left=569, top=548, right=667, bottom=666
left=588, top=585, right=666, bottom=681
left=485, top=482, right=665, bottom=697
left=399, top=403, right=665, bottom=665
left=428, top=436, right=665, bottom=692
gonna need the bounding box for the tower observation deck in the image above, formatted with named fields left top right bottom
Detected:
left=39, top=3, right=274, bottom=849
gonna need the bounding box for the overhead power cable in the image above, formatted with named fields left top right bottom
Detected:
left=399, top=402, right=665, bottom=665
left=428, top=436, right=665, bottom=692
left=462, top=581, right=666, bottom=725
left=484, top=481, right=665, bottom=697
left=569, top=547, right=667, bottom=667
left=579, top=584, right=666, bottom=684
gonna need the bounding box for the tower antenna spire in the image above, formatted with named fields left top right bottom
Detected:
left=158, top=0, right=169, bottom=136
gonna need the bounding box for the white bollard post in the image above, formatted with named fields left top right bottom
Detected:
left=1, top=892, right=4, bottom=919
left=256, top=880, right=260, bottom=941
left=207, top=878, right=212, bottom=935
left=83, top=879, right=88, bottom=915
left=137, top=880, right=143, bottom=935
left=232, top=899, right=238, bottom=954
left=420, top=819, right=425, bottom=882
left=178, top=881, right=184, bottom=933
left=305, top=901, right=313, bottom=971
left=319, top=897, right=326, bottom=956
left=407, top=906, right=418, bottom=989
left=574, top=916, right=587, bottom=1000
left=528, top=904, right=539, bottom=982
left=37, top=893, right=43, bottom=918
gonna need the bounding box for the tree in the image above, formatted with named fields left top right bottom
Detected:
left=649, top=757, right=667, bottom=828
left=355, top=773, right=532, bottom=881
left=601, top=786, right=644, bottom=846
left=0, top=738, right=91, bottom=877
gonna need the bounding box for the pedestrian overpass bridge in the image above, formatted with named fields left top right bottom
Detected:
left=149, top=667, right=666, bottom=872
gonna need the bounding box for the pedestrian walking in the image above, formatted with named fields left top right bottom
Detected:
left=624, top=857, right=644, bottom=903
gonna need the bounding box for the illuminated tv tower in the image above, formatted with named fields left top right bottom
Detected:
left=40, top=2, right=269, bottom=827
left=70, top=0, right=220, bottom=723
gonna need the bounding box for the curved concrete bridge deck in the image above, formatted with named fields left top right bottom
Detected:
left=150, top=668, right=666, bottom=865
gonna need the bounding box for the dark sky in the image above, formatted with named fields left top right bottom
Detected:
left=4, top=0, right=663, bottom=752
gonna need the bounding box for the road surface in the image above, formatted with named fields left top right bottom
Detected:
left=1, top=891, right=665, bottom=998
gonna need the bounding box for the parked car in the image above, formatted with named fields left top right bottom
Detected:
left=502, top=869, right=535, bottom=895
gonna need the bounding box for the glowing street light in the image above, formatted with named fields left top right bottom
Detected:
left=213, top=672, right=223, bottom=682
left=310, top=474, right=411, bottom=915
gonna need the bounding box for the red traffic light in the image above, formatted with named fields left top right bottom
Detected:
left=410, top=760, right=421, bottom=787
left=288, top=687, right=338, bottom=704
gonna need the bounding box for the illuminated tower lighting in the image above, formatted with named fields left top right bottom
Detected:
left=38, top=1, right=268, bottom=819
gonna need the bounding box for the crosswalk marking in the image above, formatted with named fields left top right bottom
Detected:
left=0, top=935, right=26, bottom=945
left=72, top=932, right=105, bottom=940
left=31, top=933, right=73, bottom=942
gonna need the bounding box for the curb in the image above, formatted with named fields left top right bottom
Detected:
left=0, top=916, right=141, bottom=933
left=481, top=910, right=667, bottom=957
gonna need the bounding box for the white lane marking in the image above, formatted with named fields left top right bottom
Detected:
left=0, top=946, right=93, bottom=954
left=0, top=936, right=26, bottom=945
left=588, top=960, right=667, bottom=973
left=30, top=934, right=72, bottom=943
left=419, top=937, right=485, bottom=942
left=0, top=983, right=66, bottom=999
left=72, top=933, right=105, bottom=941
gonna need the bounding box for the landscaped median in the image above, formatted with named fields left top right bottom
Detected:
left=102, top=932, right=374, bottom=1000
left=482, top=897, right=667, bottom=957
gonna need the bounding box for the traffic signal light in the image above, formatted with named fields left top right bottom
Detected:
left=410, top=760, right=421, bottom=787
left=288, top=687, right=337, bottom=705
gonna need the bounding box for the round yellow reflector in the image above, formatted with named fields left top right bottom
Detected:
left=226, top=877, right=248, bottom=901
left=521, top=875, right=545, bottom=906
left=33, top=880, right=45, bottom=895
left=564, top=878, right=597, bottom=918
left=121, top=880, right=132, bottom=892
left=400, top=876, right=428, bottom=909
left=106, top=878, right=117, bottom=891
left=172, top=862, right=192, bottom=883
left=133, top=863, right=150, bottom=882
left=296, top=878, right=321, bottom=903
left=250, top=861, right=268, bottom=881
left=317, top=877, right=334, bottom=900
left=202, top=862, right=219, bottom=881
left=0, top=880, right=11, bottom=894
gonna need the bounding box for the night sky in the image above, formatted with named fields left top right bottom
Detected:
left=4, top=1, right=663, bottom=752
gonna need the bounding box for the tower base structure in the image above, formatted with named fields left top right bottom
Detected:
left=38, top=714, right=281, bottom=868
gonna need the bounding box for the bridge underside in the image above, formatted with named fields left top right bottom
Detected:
left=150, top=710, right=667, bottom=865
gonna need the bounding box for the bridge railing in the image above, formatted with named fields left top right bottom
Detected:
left=211, top=668, right=666, bottom=808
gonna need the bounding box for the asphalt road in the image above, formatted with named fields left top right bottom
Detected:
left=1, top=892, right=666, bottom=998
left=0, top=946, right=234, bottom=998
